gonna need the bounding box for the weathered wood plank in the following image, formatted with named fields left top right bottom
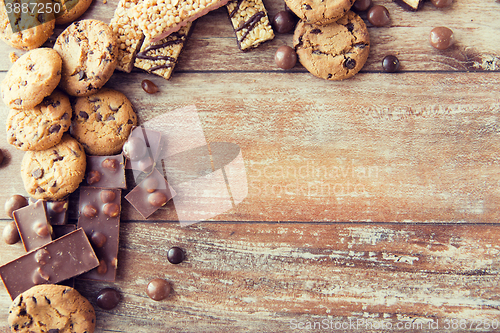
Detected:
left=0, top=0, right=498, bottom=72
left=1, top=71, right=500, bottom=222
left=2, top=221, right=499, bottom=332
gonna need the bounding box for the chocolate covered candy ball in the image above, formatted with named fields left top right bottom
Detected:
left=367, top=5, right=390, bottom=27
left=96, top=288, right=120, bottom=310
left=382, top=55, right=400, bottom=73
left=272, top=11, right=296, bottom=34
left=146, top=278, right=172, bottom=301
left=430, top=27, right=454, bottom=50
left=275, top=45, right=297, bottom=70
left=353, top=0, right=372, bottom=11
left=167, top=246, right=185, bottom=264
left=3, top=221, right=20, bottom=244
left=5, top=194, right=29, bottom=218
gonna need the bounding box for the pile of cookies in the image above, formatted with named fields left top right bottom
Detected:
left=281, top=0, right=371, bottom=80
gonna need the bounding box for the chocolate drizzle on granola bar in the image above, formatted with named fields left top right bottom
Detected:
left=236, top=11, right=265, bottom=43
left=135, top=32, right=187, bottom=72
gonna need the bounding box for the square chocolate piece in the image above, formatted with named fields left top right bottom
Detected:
left=84, top=154, right=126, bottom=189
left=0, top=228, right=99, bottom=300
left=45, top=199, right=69, bottom=225
left=125, top=168, right=176, bottom=219
left=77, top=187, right=121, bottom=281
left=13, top=200, right=53, bottom=252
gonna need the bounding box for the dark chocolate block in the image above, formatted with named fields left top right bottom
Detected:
left=393, top=0, right=423, bottom=10
left=46, top=199, right=69, bottom=225
left=13, top=200, right=53, bottom=252
left=77, top=187, right=121, bottom=281
left=84, top=154, right=127, bottom=189
left=125, top=168, right=176, bottom=219
left=0, top=228, right=99, bottom=300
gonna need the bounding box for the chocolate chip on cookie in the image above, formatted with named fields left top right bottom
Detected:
left=7, top=89, right=72, bottom=151
left=54, top=19, right=118, bottom=97
left=1, top=48, right=62, bottom=110
left=293, top=11, right=370, bottom=80
left=70, top=88, right=137, bottom=155
left=8, top=284, right=96, bottom=333
left=21, top=134, right=86, bottom=200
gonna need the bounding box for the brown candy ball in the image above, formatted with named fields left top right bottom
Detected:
left=429, top=27, right=454, bottom=50
left=5, top=194, right=29, bottom=218
left=275, top=45, right=297, bottom=70
left=367, top=5, right=390, bottom=27
left=353, top=0, right=372, bottom=11
left=431, top=0, right=453, bottom=8
left=96, top=288, right=120, bottom=310
left=146, top=278, right=172, bottom=301
left=3, top=221, right=20, bottom=244
left=0, top=149, right=4, bottom=166
left=167, top=246, right=185, bottom=264
left=141, top=79, right=159, bottom=94
left=272, top=11, right=296, bottom=34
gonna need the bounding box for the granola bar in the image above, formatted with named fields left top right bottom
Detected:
left=226, top=0, right=274, bottom=51
left=109, top=0, right=144, bottom=72
left=134, top=23, right=192, bottom=80
left=130, top=0, right=230, bottom=42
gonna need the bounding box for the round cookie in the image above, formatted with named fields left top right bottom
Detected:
left=70, top=88, right=137, bottom=155
left=8, top=284, right=95, bottom=333
left=293, top=11, right=370, bottom=80
left=21, top=134, right=86, bottom=200
left=56, top=0, right=94, bottom=25
left=7, top=89, right=72, bottom=151
left=54, top=19, right=118, bottom=97
left=0, top=0, right=55, bottom=51
left=285, top=0, right=354, bottom=25
left=1, top=48, right=62, bottom=110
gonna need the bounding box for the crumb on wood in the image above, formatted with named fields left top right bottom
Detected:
left=9, top=52, right=18, bottom=63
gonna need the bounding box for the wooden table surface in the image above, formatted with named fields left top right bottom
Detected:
left=1, top=0, right=500, bottom=332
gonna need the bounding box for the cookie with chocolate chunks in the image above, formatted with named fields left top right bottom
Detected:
left=284, top=0, right=355, bottom=25
left=21, top=134, right=86, bottom=200
left=8, top=284, right=96, bottom=333
left=71, top=88, right=137, bottom=155
left=293, top=11, right=370, bottom=80
left=54, top=19, right=118, bottom=97
left=6, top=89, right=72, bottom=151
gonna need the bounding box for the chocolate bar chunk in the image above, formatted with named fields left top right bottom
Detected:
left=84, top=155, right=126, bottom=189
left=109, top=0, right=145, bottom=72
left=134, top=23, right=193, bottom=80
left=123, top=126, right=162, bottom=173
left=13, top=200, right=53, bottom=252
left=46, top=200, right=69, bottom=225
left=0, top=228, right=99, bottom=300
left=77, top=187, right=121, bottom=281
left=393, top=0, right=423, bottom=10
left=125, top=168, right=176, bottom=219
left=226, top=0, right=275, bottom=51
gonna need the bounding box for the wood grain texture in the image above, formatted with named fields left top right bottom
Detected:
left=0, top=0, right=499, bottom=331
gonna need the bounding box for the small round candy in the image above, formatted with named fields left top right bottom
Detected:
left=146, top=278, right=172, bottom=301
left=0, top=149, right=4, bottom=166
left=353, top=0, right=372, bottom=11
left=96, top=288, right=120, bottom=310
left=275, top=45, right=297, bottom=70
left=167, top=246, right=185, bottom=264
left=382, top=55, right=400, bottom=72
left=3, top=221, right=20, bottom=244
left=272, top=11, right=296, bottom=34
left=367, top=5, right=390, bottom=27
left=431, top=0, right=452, bottom=8
left=122, top=136, right=147, bottom=161
left=141, top=79, right=159, bottom=94
left=5, top=194, right=29, bottom=218
left=429, top=27, right=454, bottom=50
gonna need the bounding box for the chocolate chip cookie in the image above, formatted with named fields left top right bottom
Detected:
left=7, top=89, right=72, bottom=151
left=21, top=134, right=86, bottom=200
left=71, top=88, right=137, bottom=155
left=293, top=11, right=370, bottom=80
left=53, top=19, right=118, bottom=97
left=8, top=284, right=96, bottom=333
left=1, top=48, right=62, bottom=110
left=0, top=0, right=55, bottom=51
left=284, top=0, right=354, bottom=25
left=56, top=0, right=94, bottom=25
